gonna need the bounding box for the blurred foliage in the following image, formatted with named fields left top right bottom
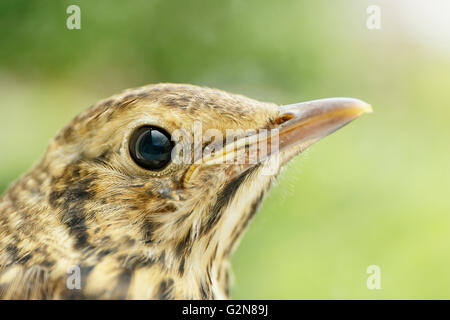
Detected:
left=1, top=0, right=450, bottom=299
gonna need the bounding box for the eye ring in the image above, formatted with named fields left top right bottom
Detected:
left=129, top=126, right=174, bottom=170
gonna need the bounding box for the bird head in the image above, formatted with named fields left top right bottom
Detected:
left=27, top=83, right=370, bottom=298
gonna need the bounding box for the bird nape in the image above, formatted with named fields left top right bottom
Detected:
left=0, top=83, right=371, bottom=299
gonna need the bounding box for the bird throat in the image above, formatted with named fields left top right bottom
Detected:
left=193, top=164, right=275, bottom=299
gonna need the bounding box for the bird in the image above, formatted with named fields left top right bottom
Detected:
left=0, top=83, right=371, bottom=299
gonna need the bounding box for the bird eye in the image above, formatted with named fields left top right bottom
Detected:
left=129, top=126, right=174, bottom=170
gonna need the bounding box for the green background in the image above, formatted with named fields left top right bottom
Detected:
left=1, top=0, right=449, bottom=299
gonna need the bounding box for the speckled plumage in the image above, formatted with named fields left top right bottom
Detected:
left=0, top=83, right=282, bottom=299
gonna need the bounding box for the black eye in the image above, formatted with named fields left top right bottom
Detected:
left=129, top=126, right=174, bottom=170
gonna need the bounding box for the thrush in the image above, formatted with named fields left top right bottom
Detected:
left=0, top=83, right=371, bottom=299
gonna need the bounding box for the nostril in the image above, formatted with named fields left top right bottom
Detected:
left=273, top=113, right=294, bottom=126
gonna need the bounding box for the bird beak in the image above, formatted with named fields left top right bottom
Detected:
left=274, top=97, right=372, bottom=156
left=184, top=97, right=371, bottom=183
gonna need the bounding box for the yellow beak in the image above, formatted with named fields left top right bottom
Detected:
left=275, top=97, right=372, bottom=154
left=184, top=97, right=372, bottom=183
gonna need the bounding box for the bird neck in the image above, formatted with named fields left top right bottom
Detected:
left=176, top=168, right=274, bottom=299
